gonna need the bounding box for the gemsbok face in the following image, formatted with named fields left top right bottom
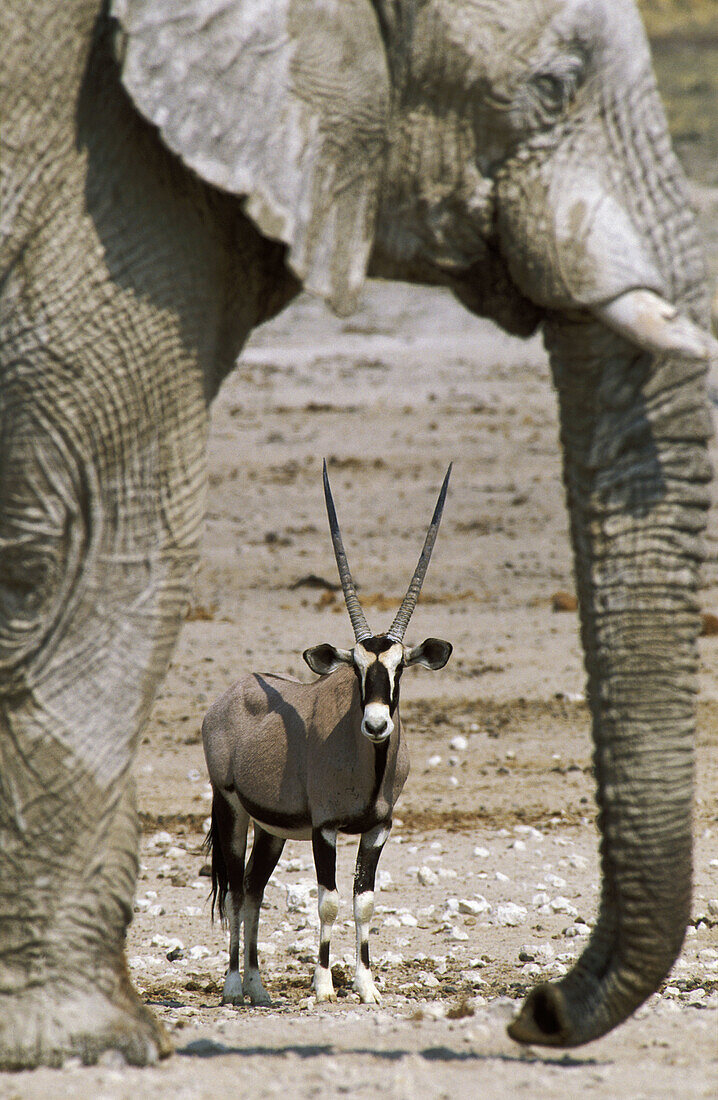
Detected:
left=303, top=462, right=453, bottom=740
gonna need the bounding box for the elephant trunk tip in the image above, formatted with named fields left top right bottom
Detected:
left=507, top=982, right=575, bottom=1047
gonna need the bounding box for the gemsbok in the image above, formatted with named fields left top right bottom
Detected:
left=202, top=462, right=453, bottom=1006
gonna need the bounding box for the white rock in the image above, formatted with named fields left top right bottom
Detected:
left=383, top=915, right=401, bottom=928
left=189, top=945, right=210, bottom=960
left=427, top=754, right=442, bottom=768
left=445, top=897, right=459, bottom=913
left=473, top=846, right=490, bottom=859
left=399, top=912, right=418, bottom=927
left=438, top=867, right=458, bottom=879
left=511, top=840, right=527, bottom=852
left=286, top=881, right=317, bottom=911
left=182, top=906, right=202, bottom=917
left=458, top=898, right=484, bottom=916
left=449, top=927, right=469, bottom=941
left=495, top=871, right=510, bottom=883
left=165, top=846, right=186, bottom=860
left=565, top=853, right=588, bottom=870
left=377, top=869, right=392, bottom=889
left=418, top=972, right=440, bottom=988
left=379, top=952, right=404, bottom=967
left=151, top=935, right=184, bottom=951
left=521, top=963, right=541, bottom=978
left=519, top=942, right=555, bottom=964
left=545, top=873, right=567, bottom=888
left=450, top=735, right=468, bottom=751
left=146, top=831, right=173, bottom=851
left=461, top=970, right=487, bottom=987
left=495, top=903, right=527, bottom=927
left=418, top=865, right=439, bottom=886
left=449, top=776, right=459, bottom=788
left=707, top=898, right=718, bottom=917
left=147, top=904, right=165, bottom=918
left=551, top=896, right=578, bottom=917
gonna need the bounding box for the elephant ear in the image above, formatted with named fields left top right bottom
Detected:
left=111, top=0, right=390, bottom=314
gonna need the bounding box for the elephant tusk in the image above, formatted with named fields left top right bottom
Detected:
left=592, top=288, right=718, bottom=361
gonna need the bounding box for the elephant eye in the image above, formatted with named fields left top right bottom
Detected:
left=531, top=71, right=569, bottom=111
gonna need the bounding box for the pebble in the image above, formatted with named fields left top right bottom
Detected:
left=418, top=866, right=439, bottom=886
left=473, top=846, right=490, bottom=859
left=286, top=881, right=317, bottom=911
left=146, top=831, right=173, bottom=851
left=511, top=840, right=526, bottom=851
left=458, top=898, right=487, bottom=916
left=182, top=906, right=202, bottom=917
left=450, top=735, right=468, bottom=751
left=551, top=896, right=578, bottom=917
left=189, top=945, right=210, bottom=960
left=495, top=871, right=510, bottom=883
left=448, top=927, right=469, bottom=941
left=519, top=943, right=555, bottom=964
left=495, top=903, right=527, bottom=927
left=377, top=869, right=392, bottom=888
left=461, top=970, right=486, bottom=987
left=545, top=873, right=567, bottom=888
left=427, top=754, right=442, bottom=767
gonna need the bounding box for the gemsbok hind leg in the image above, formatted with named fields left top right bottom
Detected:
left=212, top=791, right=250, bottom=1005
left=353, top=823, right=390, bottom=1003
left=242, top=825, right=285, bottom=1006
left=311, top=827, right=339, bottom=1002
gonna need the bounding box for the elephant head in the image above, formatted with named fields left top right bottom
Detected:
left=1, top=0, right=715, bottom=1069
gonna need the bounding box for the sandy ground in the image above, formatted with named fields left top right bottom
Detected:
left=5, top=275, right=717, bottom=1098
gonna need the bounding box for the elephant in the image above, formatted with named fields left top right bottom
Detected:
left=1, top=0, right=716, bottom=1069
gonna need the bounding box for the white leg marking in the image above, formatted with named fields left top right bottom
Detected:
left=313, top=885, right=339, bottom=1002
left=222, top=970, right=244, bottom=1005
left=354, top=890, right=381, bottom=1004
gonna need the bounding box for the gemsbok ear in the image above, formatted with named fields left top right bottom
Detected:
left=404, top=638, right=453, bottom=670
left=303, top=644, right=354, bottom=677
left=112, top=0, right=390, bottom=315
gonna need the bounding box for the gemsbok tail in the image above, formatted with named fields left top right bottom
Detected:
left=204, top=797, right=229, bottom=925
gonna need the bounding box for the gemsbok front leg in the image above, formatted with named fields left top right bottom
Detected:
left=353, top=822, right=390, bottom=1003
left=242, top=826, right=285, bottom=1006
left=312, top=827, right=340, bottom=1002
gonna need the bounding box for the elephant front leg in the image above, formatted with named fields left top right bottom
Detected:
left=311, top=828, right=339, bottom=1002
left=0, top=383, right=204, bottom=1067
left=353, top=823, right=390, bottom=1004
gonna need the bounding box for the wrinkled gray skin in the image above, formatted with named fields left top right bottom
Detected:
left=1, top=0, right=715, bottom=1069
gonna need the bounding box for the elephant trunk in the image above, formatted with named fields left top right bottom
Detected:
left=509, top=318, right=712, bottom=1046
left=500, top=75, right=714, bottom=1046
